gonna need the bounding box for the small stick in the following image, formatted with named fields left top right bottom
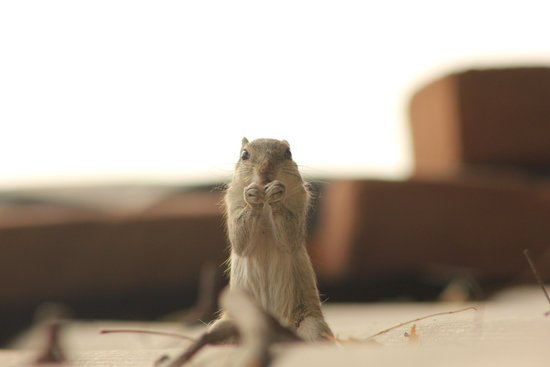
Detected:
left=100, top=329, right=196, bottom=342
left=160, top=288, right=302, bottom=367
left=164, top=322, right=240, bottom=367
left=34, top=322, right=66, bottom=365
left=179, top=262, right=221, bottom=325
left=523, top=249, right=550, bottom=315
left=365, top=306, right=477, bottom=340
left=31, top=304, right=71, bottom=365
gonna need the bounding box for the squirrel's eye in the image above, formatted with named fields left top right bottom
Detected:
left=284, top=148, right=292, bottom=160
left=241, top=149, right=250, bottom=160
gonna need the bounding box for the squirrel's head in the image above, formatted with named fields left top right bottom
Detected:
left=234, top=137, right=301, bottom=186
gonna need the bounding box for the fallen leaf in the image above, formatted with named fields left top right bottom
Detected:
left=404, top=324, right=420, bottom=345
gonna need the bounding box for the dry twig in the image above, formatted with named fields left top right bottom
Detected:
left=365, top=306, right=477, bottom=341
left=30, top=303, right=71, bottom=366
left=158, top=287, right=302, bottom=367
left=100, top=329, right=196, bottom=342
left=180, top=262, right=222, bottom=325
left=523, top=249, right=550, bottom=316
left=33, top=321, right=66, bottom=365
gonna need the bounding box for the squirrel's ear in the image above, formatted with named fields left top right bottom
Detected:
left=241, top=137, right=249, bottom=147
left=282, top=139, right=290, bottom=146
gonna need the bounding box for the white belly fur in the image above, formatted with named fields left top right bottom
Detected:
left=229, top=241, right=299, bottom=327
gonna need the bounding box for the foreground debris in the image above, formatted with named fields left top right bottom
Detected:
left=523, top=249, right=550, bottom=316
left=158, top=288, right=302, bottom=367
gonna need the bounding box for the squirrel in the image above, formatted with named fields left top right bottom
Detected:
left=209, top=137, right=333, bottom=341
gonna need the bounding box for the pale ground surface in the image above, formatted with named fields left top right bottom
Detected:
left=2, top=287, right=549, bottom=366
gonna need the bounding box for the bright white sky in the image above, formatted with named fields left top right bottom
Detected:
left=1, top=1, right=550, bottom=190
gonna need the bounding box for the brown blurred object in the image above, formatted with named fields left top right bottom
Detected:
left=311, top=178, right=550, bottom=290
left=0, top=188, right=227, bottom=344
left=310, top=66, right=550, bottom=300
left=0, top=190, right=225, bottom=306
left=410, top=67, right=550, bottom=177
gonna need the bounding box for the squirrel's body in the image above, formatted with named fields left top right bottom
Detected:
left=214, top=138, right=332, bottom=341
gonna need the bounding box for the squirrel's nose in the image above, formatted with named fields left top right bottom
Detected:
left=257, top=160, right=273, bottom=185
left=258, top=160, right=268, bottom=172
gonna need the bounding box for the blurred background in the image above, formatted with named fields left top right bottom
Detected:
left=2, top=0, right=550, bottom=345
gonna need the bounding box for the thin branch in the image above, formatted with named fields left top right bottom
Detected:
left=100, top=329, right=196, bottom=342
left=365, top=306, right=477, bottom=340
left=178, top=262, right=222, bottom=326
left=34, top=322, right=66, bottom=365
left=164, top=322, right=240, bottom=367
left=159, top=288, right=302, bottom=367
left=523, top=249, right=550, bottom=315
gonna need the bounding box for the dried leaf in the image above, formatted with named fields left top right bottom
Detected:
left=404, top=324, right=420, bottom=345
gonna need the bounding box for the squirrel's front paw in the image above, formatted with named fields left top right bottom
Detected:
left=264, top=180, right=286, bottom=204
left=244, top=183, right=264, bottom=206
